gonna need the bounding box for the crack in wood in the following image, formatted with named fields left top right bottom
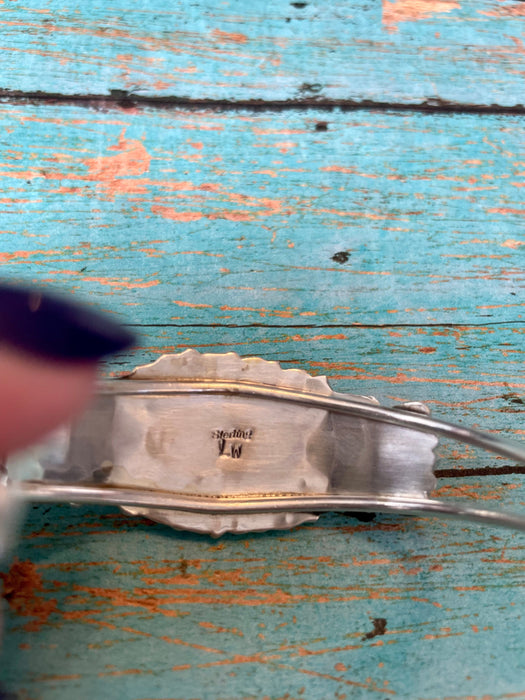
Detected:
left=0, top=90, right=524, bottom=115
left=124, top=321, right=523, bottom=329
left=435, top=466, right=525, bottom=479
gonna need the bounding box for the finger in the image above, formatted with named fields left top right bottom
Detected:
left=0, top=284, right=134, bottom=453
left=0, top=348, right=97, bottom=453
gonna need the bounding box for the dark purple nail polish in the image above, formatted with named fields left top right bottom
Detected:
left=0, top=283, right=135, bottom=361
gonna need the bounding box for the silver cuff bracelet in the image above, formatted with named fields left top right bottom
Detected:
left=3, top=350, right=525, bottom=542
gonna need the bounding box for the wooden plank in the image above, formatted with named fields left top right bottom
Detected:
left=1, top=496, right=524, bottom=700
left=0, top=1, right=524, bottom=106
left=0, top=101, right=523, bottom=327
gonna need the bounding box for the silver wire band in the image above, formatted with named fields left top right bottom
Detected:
left=14, top=483, right=525, bottom=532
left=7, top=378, right=525, bottom=533
left=100, top=379, right=525, bottom=465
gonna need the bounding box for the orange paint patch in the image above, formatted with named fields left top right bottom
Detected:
left=488, top=207, right=525, bottom=216
left=98, top=668, right=147, bottom=677
left=292, top=333, right=347, bottom=343
left=253, top=128, right=307, bottom=136
left=433, top=483, right=514, bottom=501
left=93, top=582, right=363, bottom=607
left=321, top=366, right=525, bottom=392
left=138, top=247, right=163, bottom=257
left=423, top=632, right=463, bottom=641
left=152, top=80, right=172, bottom=91
left=159, top=635, right=223, bottom=654
left=501, top=239, right=525, bottom=249
left=194, top=653, right=392, bottom=694
left=455, top=586, right=485, bottom=592
left=0, top=248, right=62, bottom=263
left=321, top=165, right=357, bottom=174
left=253, top=169, right=278, bottom=177
left=82, top=130, right=151, bottom=198
left=81, top=276, right=159, bottom=289
left=212, top=29, right=248, bottom=44
left=429, top=564, right=444, bottom=572
left=411, top=596, right=442, bottom=608
left=255, top=141, right=297, bottom=154
left=0, top=559, right=57, bottom=631
left=210, top=210, right=255, bottom=222
left=479, top=3, right=525, bottom=17
left=382, top=0, right=460, bottom=30
left=199, top=621, right=244, bottom=637
left=477, top=302, right=524, bottom=310
left=219, top=304, right=295, bottom=319
left=352, top=557, right=391, bottom=567
left=151, top=206, right=203, bottom=222
left=321, top=165, right=378, bottom=179
left=49, top=186, right=85, bottom=195
left=173, top=300, right=212, bottom=308
left=229, top=194, right=283, bottom=212
left=152, top=193, right=282, bottom=223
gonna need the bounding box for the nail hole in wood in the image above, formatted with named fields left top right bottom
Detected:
left=299, top=83, right=323, bottom=94
left=331, top=251, right=350, bottom=264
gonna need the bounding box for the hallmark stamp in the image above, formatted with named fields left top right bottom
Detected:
left=211, top=428, right=254, bottom=459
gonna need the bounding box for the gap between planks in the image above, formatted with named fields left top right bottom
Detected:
left=124, top=321, right=523, bottom=329
left=1, top=90, right=525, bottom=116
left=435, top=466, right=525, bottom=479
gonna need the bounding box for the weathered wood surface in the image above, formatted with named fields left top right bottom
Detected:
left=1, top=498, right=524, bottom=700
left=0, top=0, right=524, bottom=106
left=0, top=1, right=525, bottom=698
left=0, top=103, right=523, bottom=327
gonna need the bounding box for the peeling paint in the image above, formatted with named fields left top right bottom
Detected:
left=382, top=0, right=461, bottom=30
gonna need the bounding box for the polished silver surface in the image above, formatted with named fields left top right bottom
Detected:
left=98, top=378, right=525, bottom=464
left=4, top=351, right=525, bottom=536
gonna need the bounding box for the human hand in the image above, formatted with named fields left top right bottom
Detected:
left=0, top=284, right=134, bottom=560
left=0, top=284, right=134, bottom=454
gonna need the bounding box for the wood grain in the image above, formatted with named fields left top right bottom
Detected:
left=0, top=1, right=524, bottom=106
left=0, top=102, right=522, bottom=328
left=1, top=500, right=524, bottom=699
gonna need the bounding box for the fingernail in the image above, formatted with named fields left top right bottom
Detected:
left=0, top=283, right=135, bottom=361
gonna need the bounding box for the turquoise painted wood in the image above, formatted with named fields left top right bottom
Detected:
left=1, top=1, right=525, bottom=698
left=0, top=1, right=524, bottom=106
left=0, top=103, right=523, bottom=327
left=1, top=500, right=524, bottom=699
